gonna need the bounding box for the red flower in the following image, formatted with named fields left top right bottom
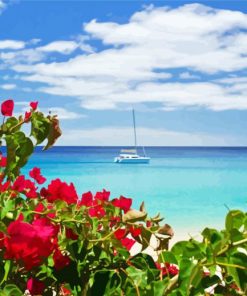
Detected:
left=12, top=175, right=26, bottom=191
left=112, top=196, right=132, bottom=213
left=155, top=263, right=179, bottom=277
left=12, top=175, right=38, bottom=198
left=27, top=278, right=45, bottom=296
left=24, top=179, right=38, bottom=198
left=0, top=232, right=5, bottom=249
left=1, top=99, right=14, bottom=116
left=0, top=180, right=10, bottom=193
left=29, top=167, right=46, bottom=185
left=129, top=226, right=142, bottom=237
left=80, top=191, right=93, bottom=207
left=120, top=237, right=135, bottom=251
left=30, top=101, right=38, bottom=110
left=109, top=216, right=121, bottom=228
left=65, top=228, right=78, bottom=240
left=60, top=285, right=72, bottom=296
left=53, top=249, right=70, bottom=270
left=88, top=204, right=106, bottom=218
left=45, top=179, right=78, bottom=204
left=40, top=187, right=49, bottom=198
left=4, top=216, right=58, bottom=270
left=114, top=229, right=126, bottom=240
left=24, top=111, right=31, bottom=122
left=0, top=156, right=7, bottom=167
left=34, top=203, right=56, bottom=219
left=95, top=189, right=110, bottom=202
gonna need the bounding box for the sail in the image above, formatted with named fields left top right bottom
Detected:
left=120, top=149, right=137, bottom=154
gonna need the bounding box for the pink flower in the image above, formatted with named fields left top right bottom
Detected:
left=155, top=262, right=179, bottom=277
left=120, top=237, right=135, bottom=251
left=1, top=99, right=14, bottom=116
left=112, top=196, right=132, bottom=213
left=27, top=278, right=45, bottom=296
left=95, top=189, right=110, bottom=202
left=34, top=203, right=56, bottom=219
left=0, top=156, right=7, bottom=167
left=45, top=179, right=78, bottom=204
left=24, top=111, right=31, bottom=122
left=0, top=232, right=5, bottom=249
left=65, top=228, right=78, bottom=240
left=114, top=229, right=126, bottom=240
left=30, top=101, right=38, bottom=110
left=109, top=216, right=121, bottom=228
left=129, top=226, right=142, bottom=237
left=53, top=248, right=70, bottom=270
left=29, top=167, right=46, bottom=184
left=4, top=216, right=58, bottom=270
left=80, top=191, right=93, bottom=207
left=88, top=204, right=106, bottom=218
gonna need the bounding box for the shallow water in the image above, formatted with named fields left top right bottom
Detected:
left=23, top=146, right=247, bottom=239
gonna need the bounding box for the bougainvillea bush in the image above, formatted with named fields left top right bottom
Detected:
left=0, top=100, right=246, bottom=296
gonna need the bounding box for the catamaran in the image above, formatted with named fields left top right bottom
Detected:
left=114, top=109, right=150, bottom=164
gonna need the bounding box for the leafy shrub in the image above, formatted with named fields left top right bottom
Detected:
left=0, top=100, right=246, bottom=296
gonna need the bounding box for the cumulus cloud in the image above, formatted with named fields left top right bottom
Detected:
left=0, top=49, right=44, bottom=64
left=8, top=4, right=247, bottom=111
left=40, top=107, right=86, bottom=120
left=18, top=102, right=85, bottom=120
left=37, top=41, right=79, bottom=54
left=0, top=40, right=25, bottom=50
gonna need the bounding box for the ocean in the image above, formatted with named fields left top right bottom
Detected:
left=23, top=146, right=247, bottom=241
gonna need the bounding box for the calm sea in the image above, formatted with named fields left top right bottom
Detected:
left=22, top=146, right=247, bottom=240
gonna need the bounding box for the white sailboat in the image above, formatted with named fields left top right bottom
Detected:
left=114, top=109, right=150, bottom=164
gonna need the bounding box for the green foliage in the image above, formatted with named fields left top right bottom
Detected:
left=0, top=100, right=246, bottom=296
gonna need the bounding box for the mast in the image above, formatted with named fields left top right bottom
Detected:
left=132, top=109, right=137, bottom=151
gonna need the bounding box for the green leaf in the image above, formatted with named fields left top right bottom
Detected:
left=225, top=210, right=245, bottom=232
left=2, top=117, right=20, bottom=133
left=228, top=252, right=247, bottom=290
left=5, top=131, right=34, bottom=179
left=0, top=221, right=7, bottom=233
left=2, top=285, right=22, bottom=296
left=201, top=275, right=221, bottom=288
left=150, top=280, right=166, bottom=296
left=43, top=116, right=62, bottom=150
left=31, top=112, right=50, bottom=145
left=130, top=253, right=157, bottom=270
left=158, top=251, right=178, bottom=265
left=91, top=271, right=121, bottom=296
left=0, top=261, right=11, bottom=285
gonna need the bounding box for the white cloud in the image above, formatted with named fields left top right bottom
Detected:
left=40, top=107, right=86, bottom=120
left=1, top=49, right=44, bottom=64
left=179, top=72, right=200, bottom=79
left=56, top=126, right=236, bottom=146
left=0, top=40, right=25, bottom=50
left=19, top=103, right=85, bottom=120
left=8, top=4, right=247, bottom=111
left=0, top=83, right=16, bottom=90
left=37, top=39, right=94, bottom=54
left=37, top=41, right=79, bottom=54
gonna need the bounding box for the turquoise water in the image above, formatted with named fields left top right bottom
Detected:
left=23, top=147, right=247, bottom=238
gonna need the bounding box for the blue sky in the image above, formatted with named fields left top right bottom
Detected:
left=1, top=0, right=247, bottom=145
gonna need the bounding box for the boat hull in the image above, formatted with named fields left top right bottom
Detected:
left=114, top=157, right=150, bottom=164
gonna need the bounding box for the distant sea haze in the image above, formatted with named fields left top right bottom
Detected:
left=21, top=146, right=247, bottom=240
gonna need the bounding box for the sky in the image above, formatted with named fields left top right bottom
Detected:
left=1, top=0, right=247, bottom=146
